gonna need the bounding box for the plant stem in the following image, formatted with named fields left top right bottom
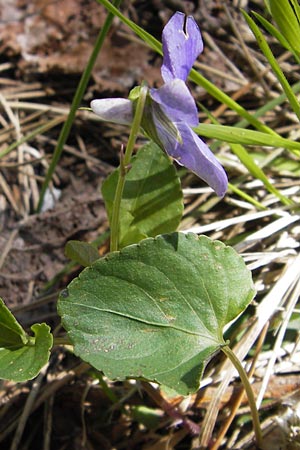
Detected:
left=53, top=336, right=72, bottom=346
left=37, top=0, right=122, bottom=212
left=221, top=344, right=263, bottom=448
left=109, top=85, right=148, bottom=252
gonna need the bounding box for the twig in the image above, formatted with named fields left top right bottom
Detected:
left=43, top=396, right=54, bottom=450
left=10, top=365, right=48, bottom=450
left=0, top=229, right=18, bottom=270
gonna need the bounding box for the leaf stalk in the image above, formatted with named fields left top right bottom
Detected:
left=221, top=344, right=263, bottom=448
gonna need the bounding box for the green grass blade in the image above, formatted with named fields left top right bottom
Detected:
left=197, top=104, right=291, bottom=205
left=229, top=143, right=292, bottom=205
left=195, top=124, right=300, bottom=152
left=252, top=11, right=299, bottom=62
left=37, top=0, right=123, bottom=212
left=189, top=70, right=278, bottom=135
left=203, top=81, right=300, bottom=156
left=236, top=80, right=300, bottom=129
left=194, top=117, right=292, bottom=205
left=96, top=0, right=161, bottom=53
left=263, top=0, right=271, bottom=13
left=242, top=10, right=300, bottom=121
left=228, top=183, right=267, bottom=210
left=200, top=80, right=300, bottom=140
left=269, top=0, right=300, bottom=55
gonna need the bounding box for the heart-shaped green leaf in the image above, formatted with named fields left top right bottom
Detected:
left=102, top=142, right=183, bottom=247
left=58, top=233, right=255, bottom=394
left=0, top=299, right=53, bottom=382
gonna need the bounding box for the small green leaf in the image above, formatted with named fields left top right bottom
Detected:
left=0, top=298, right=28, bottom=348
left=65, top=240, right=100, bottom=267
left=58, top=233, right=255, bottom=395
left=131, top=405, right=162, bottom=429
left=102, top=142, right=183, bottom=248
left=0, top=299, right=52, bottom=382
left=0, top=322, right=53, bottom=382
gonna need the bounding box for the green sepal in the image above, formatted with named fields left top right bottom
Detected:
left=129, top=85, right=142, bottom=101
left=129, top=86, right=181, bottom=150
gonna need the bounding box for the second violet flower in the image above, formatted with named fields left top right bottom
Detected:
left=91, top=12, right=228, bottom=197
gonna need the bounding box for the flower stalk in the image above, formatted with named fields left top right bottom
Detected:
left=110, top=85, right=148, bottom=252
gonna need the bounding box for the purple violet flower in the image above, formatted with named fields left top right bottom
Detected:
left=91, top=12, right=228, bottom=196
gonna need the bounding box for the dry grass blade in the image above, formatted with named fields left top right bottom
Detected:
left=256, top=276, right=300, bottom=409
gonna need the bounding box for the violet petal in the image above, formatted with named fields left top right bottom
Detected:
left=161, top=12, right=203, bottom=83
left=150, top=79, right=198, bottom=127
left=154, top=119, right=227, bottom=197
left=91, top=98, right=133, bottom=125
